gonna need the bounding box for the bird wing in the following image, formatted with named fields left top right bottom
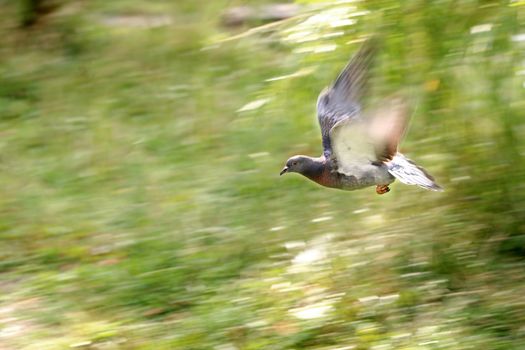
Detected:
left=329, top=98, right=410, bottom=175
left=328, top=117, right=377, bottom=176
left=317, top=39, right=376, bottom=157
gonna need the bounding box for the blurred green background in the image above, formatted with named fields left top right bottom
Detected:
left=1, top=0, right=524, bottom=349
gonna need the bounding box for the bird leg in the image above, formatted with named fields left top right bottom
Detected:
left=375, top=185, right=390, bottom=195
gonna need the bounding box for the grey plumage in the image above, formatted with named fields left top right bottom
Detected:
left=317, top=39, right=376, bottom=158
left=280, top=39, right=443, bottom=193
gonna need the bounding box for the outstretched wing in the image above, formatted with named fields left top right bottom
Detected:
left=329, top=98, right=410, bottom=175
left=317, top=39, right=376, bottom=157
left=328, top=118, right=377, bottom=176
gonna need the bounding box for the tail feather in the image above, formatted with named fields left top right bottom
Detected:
left=387, top=153, right=443, bottom=191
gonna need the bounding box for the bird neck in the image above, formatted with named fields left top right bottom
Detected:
left=301, top=157, right=329, bottom=181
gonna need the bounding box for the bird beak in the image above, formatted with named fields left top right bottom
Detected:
left=280, top=166, right=288, bottom=176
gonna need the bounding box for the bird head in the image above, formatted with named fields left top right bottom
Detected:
left=280, top=155, right=312, bottom=176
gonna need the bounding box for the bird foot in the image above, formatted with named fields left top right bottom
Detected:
left=376, top=185, right=390, bottom=195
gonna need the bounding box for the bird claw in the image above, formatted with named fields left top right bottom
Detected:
left=376, top=185, right=390, bottom=195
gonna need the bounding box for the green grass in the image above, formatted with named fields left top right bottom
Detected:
left=0, top=0, right=524, bottom=349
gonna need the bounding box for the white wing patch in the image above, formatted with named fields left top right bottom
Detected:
left=329, top=118, right=377, bottom=176
left=328, top=97, right=410, bottom=176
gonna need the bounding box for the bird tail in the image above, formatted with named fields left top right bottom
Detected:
left=386, top=153, right=443, bottom=191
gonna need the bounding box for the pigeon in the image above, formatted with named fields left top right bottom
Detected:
left=280, top=39, right=443, bottom=194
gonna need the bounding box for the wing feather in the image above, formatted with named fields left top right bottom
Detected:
left=317, top=39, right=377, bottom=156
left=329, top=118, right=377, bottom=176
left=329, top=97, right=410, bottom=175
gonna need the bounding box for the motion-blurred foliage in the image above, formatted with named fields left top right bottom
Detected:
left=1, top=0, right=524, bottom=349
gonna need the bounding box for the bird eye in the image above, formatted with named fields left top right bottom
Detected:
left=292, top=161, right=297, bottom=166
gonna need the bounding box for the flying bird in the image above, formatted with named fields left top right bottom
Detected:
left=280, top=39, right=443, bottom=194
